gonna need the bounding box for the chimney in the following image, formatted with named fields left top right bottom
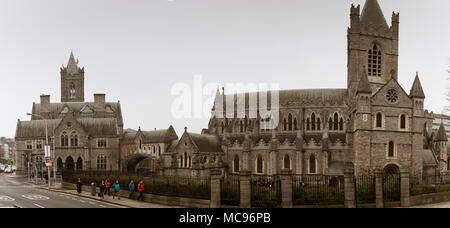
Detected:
left=40, top=95, right=51, bottom=119
left=94, top=93, right=106, bottom=118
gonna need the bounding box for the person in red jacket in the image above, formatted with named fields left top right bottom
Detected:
left=137, top=181, right=145, bottom=201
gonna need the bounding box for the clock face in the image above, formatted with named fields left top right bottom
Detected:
left=386, top=89, right=398, bottom=103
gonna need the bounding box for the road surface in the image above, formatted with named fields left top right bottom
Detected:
left=0, top=173, right=124, bottom=208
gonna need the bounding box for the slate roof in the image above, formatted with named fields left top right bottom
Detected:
left=357, top=70, right=372, bottom=94
left=141, top=127, right=178, bottom=144
left=15, top=118, right=119, bottom=138
left=423, top=149, right=438, bottom=167
left=222, top=89, right=348, bottom=107
left=436, top=122, right=448, bottom=142
left=409, top=74, right=425, bottom=99
left=15, top=119, right=61, bottom=138
left=360, top=0, right=389, bottom=34
left=187, top=133, right=223, bottom=153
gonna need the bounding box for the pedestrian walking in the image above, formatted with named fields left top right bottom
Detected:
left=137, top=180, right=145, bottom=201
left=113, top=180, right=120, bottom=200
left=128, top=180, right=135, bottom=199
left=99, top=181, right=105, bottom=199
left=105, top=179, right=111, bottom=196
left=76, top=178, right=82, bottom=194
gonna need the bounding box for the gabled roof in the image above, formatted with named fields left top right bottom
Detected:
left=410, top=74, right=425, bottom=99
left=182, top=131, right=223, bottom=153
left=32, top=102, right=124, bottom=127
left=15, top=117, right=119, bottom=139
left=141, top=126, right=178, bottom=144
left=360, top=0, right=389, bottom=34
left=15, top=119, right=61, bottom=139
left=436, top=122, right=448, bottom=142
left=423, top=149, right=438, bottom=167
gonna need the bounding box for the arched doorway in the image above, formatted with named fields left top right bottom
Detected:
left=76, top=157, right=83, bottom=171
left=57, top=157, right=63, bottom=171
left=384, top=164, right=400, bottom=175
left=125, top=155, right=150, bottom=173
left=65, top=156, right=74, bottom=171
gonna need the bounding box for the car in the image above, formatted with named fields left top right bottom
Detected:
left=4, top=167, right=12, bottom=174
left=11, top=166, right=16, bottom=172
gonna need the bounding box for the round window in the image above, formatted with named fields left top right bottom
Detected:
left=386, top=89, right=398, bottom=103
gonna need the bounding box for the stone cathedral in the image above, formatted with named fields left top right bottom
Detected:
left=163, top=0, right=448, bottom=178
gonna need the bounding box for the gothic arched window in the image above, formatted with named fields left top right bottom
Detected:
left=294, top=118, right=298, bottom=131
left=234, top=155, right=240, bottom=173
left=400, top=115, right=406, bottom=129
left=306, top=118, right=311, bottom=131
left=317, top=118, right=321, bottom=131
left=329, top=117, right=333, bottom=130
left=334, top=113, right=339, bottom=130
left=368, top=44, right=382, bottom=77
left=376, top=113, right=383, bottom=128
left=311, top=113, right=316, bottom=131
left=388, top=141, right=395, bottom=157
left=339, top=118, right=344, bottom=131
left=284, top=119, right=287, bottom=131
left=309, top=155, right=316, bottom=174
left=257, top=156, right=263, bottom=174
left=284, top=154, right=290, bottom=170
left=69, top=83, right=76, bottom=98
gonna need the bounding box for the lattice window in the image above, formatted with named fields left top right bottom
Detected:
left=368, top=44, right=382, bottom=77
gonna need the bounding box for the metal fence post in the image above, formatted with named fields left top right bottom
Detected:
left=344, top=168, right=355, bottom=208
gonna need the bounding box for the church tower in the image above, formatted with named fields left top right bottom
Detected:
left=347, top=0, right=399, bottom=104
left=61, top=51, right=85, bottom=102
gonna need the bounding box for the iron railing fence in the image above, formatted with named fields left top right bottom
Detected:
left=292, top=174, right=344, bottom=206
left=383, top=174, right=400, bottom=205
left=221, top=175, right=240, bottom=206
left=62, top=170, right=211, bottom=200
left=355, top=175, right=376, bottom=206
left=251, top=175, right=282, bottom=208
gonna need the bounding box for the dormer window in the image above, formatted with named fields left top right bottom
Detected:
left=368, top=44, right=382, bottom=77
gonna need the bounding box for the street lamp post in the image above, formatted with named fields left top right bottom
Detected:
left=27, top=113, right=51, bottom=189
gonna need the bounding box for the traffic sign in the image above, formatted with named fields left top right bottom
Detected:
left=45, top=160, right=53, bottom=167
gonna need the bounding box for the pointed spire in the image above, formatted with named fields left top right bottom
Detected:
left=357, top=67, right=372, bottom=94
left=66, top=50, right=79, bottom=75
left=360, top=0, right=389, bottom=33
left=410, top=72, right=425, bottom=99
left=436, top=122, right=448, bottom=142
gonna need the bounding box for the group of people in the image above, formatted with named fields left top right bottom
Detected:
left=76, top=178, right=146, bottom=201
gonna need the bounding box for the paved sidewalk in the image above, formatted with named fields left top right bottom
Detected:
left=40, top=187, right=176, bottom=208
left=7, top=174, right=176, bottom=208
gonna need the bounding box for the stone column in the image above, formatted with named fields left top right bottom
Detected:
left=400, top=172, right=410, bottom=207
left=210, top=169, right=223, bottom=208
left=280, top=169, right=293, bottom=208
left=344, top=168, right=355, bottom=208
left=239, top=170, right=251, bottom=208
left=295, top=151, right=302, bottom=175
left=375, top=171, right=384, bottom=208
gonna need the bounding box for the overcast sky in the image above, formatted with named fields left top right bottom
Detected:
left=0, top=0, right=449, bottom=138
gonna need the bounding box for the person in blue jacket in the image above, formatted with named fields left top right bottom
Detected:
left=128, top=180, right=135, bottom=199
left=113, top=180, right=121, bottom=200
